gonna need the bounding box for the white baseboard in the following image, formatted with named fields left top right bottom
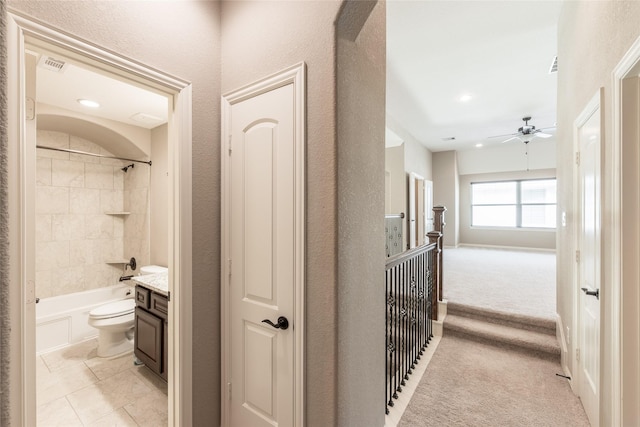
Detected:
left=457, top=243, right=556, bottom=253
left=384, top=335, right=442, bottom=427
left=384, top=300, right=447, bottom=426
left=556, top=313, right=576, bottom=393
left=433, top=320, right=443, bottom=337
left=438, top=299, right=448, bottom=321
left=433, top=300, right=447, bottom=337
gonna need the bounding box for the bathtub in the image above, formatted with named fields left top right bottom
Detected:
left=36, top=284, right=134, bottom=355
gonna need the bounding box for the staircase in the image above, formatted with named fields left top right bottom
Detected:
left=443, top=302, right=560, bottom=361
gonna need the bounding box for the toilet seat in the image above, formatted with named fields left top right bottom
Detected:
left=89, top=299, right=135, bottom=319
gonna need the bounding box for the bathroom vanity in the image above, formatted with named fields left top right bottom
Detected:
left=133, top=273, right=169, bottom=381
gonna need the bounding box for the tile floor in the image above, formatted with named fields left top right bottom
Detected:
left=37, top=339, right=168, bottom=426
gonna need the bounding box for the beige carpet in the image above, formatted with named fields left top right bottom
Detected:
left=443, top=246, right=556, bottom=320
left=398, top=335, right=589, bottom=427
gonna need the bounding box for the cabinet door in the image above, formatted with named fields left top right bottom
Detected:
left=135, top=307, right=163, bottom=374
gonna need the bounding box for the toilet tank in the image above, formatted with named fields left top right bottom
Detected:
left=140, top=265, right=168, bottom=276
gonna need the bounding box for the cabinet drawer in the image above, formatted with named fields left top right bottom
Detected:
left=135, top=286, right=150, bottom=309
left=150, top=292, right=168, bottom=320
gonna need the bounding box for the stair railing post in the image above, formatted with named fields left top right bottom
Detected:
left=427, top=231, right=442, bottom=321
left=433, top=206, right=447, bottom=302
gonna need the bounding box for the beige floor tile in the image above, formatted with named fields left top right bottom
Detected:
left=37, top=362, right=99, bottom=406
left=124, top=389, right=168, bottom=427
left=132, top=365, right=168, bottom=396
left=36, top=354, right=50, bottom=375
left=85, top=352, right=136, bottom=380
left=41, top=338, right=98, bottom=372
left=86, top=407, right=139, bottom=427
left=67, top=370, right=151, bottom=424
left=37, top=396, right=83, bottom=427
left=37, top=335, right=167, bottom=426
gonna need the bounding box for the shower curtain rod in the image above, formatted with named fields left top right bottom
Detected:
left=36, top=145, right=152, bottom=166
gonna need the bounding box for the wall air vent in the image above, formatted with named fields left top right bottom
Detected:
left=549, top=56, right=558, bottom=74
left=37, top=55, right=68, bottom=73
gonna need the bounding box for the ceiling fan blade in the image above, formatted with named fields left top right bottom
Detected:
left=487, top=132, right=519, bottom=139
left=534, top=131, right=552, bottom=138
left=502, top=136, right=522, bottom=144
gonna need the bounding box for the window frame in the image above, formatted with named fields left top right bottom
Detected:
left=470, top=178, right=557, bottom=229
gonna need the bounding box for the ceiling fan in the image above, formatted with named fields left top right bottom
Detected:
left=489, top=116, right=555, bottom=143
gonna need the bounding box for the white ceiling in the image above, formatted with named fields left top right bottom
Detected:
left=35, top=2, right=560, bottom=151
left=35, top=54, right=168, bottom=129
left=387, top=0, right=562, bottom=152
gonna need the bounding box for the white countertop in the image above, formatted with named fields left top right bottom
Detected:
left=132, top=273, right=168, bottom=296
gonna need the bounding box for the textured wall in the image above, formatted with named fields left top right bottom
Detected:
left=336, top=1, right=386, bottom=425
left=386, top=114, right=433, bottom=181
left=432, top=150, right=459, bottom=247
left=149, top=124, right=168, bottom=267
left=7, top=1, right=222, bottom=424
left=557, top=1, right=640, bottom=424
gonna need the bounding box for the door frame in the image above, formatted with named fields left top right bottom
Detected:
left=612, top=34, right=640, bottom=426
left=220, top=63, right=306, bottom=427
left=408, top=172, right=424, bottom=248
left=6, top=10, right=193, bottom=425
left=572, top=88, right=603, bottom=424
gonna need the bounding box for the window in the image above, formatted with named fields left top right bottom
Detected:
left=471, top=179, right=556, bottom=228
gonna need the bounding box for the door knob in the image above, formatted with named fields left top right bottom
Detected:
left=262, top=316, right=289, bottom=330
left=581, top=287, right=600, bottom=299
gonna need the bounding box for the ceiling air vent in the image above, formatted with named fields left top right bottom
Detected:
left=549, top=56, right=558, bottom=74
left=37, top=55, right=68, bottom=73
left=441, top=137, right=456, bottom=141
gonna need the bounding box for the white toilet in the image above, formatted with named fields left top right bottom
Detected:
left=88, top=296, right=136, bottom=358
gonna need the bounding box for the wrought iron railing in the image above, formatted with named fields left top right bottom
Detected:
left=385, top=242, right=436, bottom=414
left=385, top=206, right=445, bottom=415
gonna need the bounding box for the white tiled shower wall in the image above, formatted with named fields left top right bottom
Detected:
left=35, top=130, right=150, bottom=299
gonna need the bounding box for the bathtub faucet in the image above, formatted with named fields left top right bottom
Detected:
left=119, top=275, right=133, bottom=282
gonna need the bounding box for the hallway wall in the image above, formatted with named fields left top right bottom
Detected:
left=222, top=1, right=385, bottom=425
left=557, top=1, right=640, bottom=424
left=336, top=1, right=386, bottom=425
left=221, top=1, right=342, bottom=424
left=432, top=150, right=459, bottom=247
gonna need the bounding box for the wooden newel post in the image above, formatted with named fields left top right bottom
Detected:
left=427, top=231, right=442, bottom=321
left=433, top=206, right=447, bottom=304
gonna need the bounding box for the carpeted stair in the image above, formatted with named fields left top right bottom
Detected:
left=444, top=302, right=560, bottom=361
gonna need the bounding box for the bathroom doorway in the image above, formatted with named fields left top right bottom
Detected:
left=7, top=13, right=193, bottom=426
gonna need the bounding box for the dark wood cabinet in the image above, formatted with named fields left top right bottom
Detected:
left=134, top=285, right=168, bottom=381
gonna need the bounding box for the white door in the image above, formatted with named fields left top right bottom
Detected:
left=416, top=179, right=425, bottom=246
left=223, top=65, right=305, bottom=427
left=425, top=180, right=434, bottom=233
left=577, top=102, right=601, bottom=427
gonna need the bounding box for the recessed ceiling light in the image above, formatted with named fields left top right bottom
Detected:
left=459, top=94, right=472, bottom=102
left=77, top=99, right=100, bottom=108
left=475, top=143, right=483, bottom=148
